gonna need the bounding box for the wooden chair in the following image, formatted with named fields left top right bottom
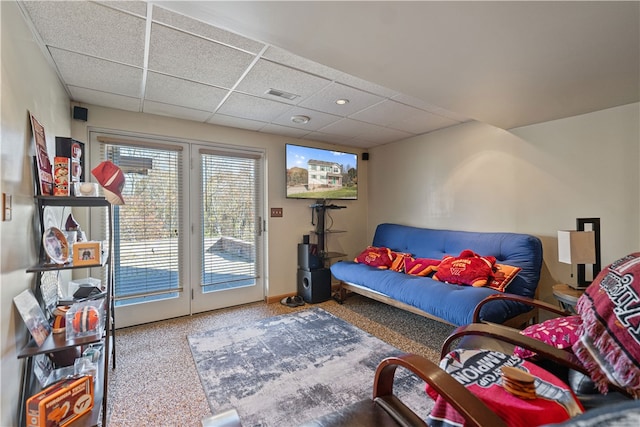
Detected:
left=302, top=351, right=636, bottom=427
left=300, top=353, right=506, bottom=427
left=443, top=293, right=635, bottom=408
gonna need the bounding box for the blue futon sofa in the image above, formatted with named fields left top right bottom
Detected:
left=330, top=223, right=543, bottom=326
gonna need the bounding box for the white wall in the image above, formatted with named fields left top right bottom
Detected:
left=0, top=1, right=71, bottom=425
left=369, top=103, right=640, bottom=302
left=69, top=106, right=369, bottom=302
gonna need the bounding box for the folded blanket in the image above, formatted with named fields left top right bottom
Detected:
left=573, top=252, right=640, bottom=397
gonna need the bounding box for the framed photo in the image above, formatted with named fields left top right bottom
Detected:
left=13, top=289, right=51, bottom=347
left=30, top=112, right=53, bottom=196
left=73, top=241, right=101, bottom=266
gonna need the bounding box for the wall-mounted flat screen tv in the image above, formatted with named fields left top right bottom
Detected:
left=286, top=143, right=358, bottom=200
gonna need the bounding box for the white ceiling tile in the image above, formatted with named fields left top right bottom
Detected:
left=151, top=6, right=266, bottom=54
left=350, top=100, right=459, bottom=134
left=68, top=86, right=141, bottom=112
left=304, top=132, right=354, bottom=144
left=216, top=93, right=292, bottom=122
left=145, top=72, right=228, bottom=111
left=351, top=126, right=413, bottom=144
left=23, top=1, right=146, bottom=67
left=424, top=107, right=473, bottom=124
left=206, top=114, right=267, bottom=131
left=98, top=1, right=148, bottom=17
left=272, top=107, right=342, bottom=131
left=262, top=46, right=345, bottom=81
left=343, top=138, right=379, bottom=149
left=235, top=59, right=331, bottom=102
left=50, top=48, right=142, bottom=97
left=148, top=23, right=255, bottom=88
left=318, top=118, right=385, bottom=136
left=331, top=73, right=401, bottom=99
left=392, top=93, right=471, bottom=123
left=142, top=100, right=212, bottom=122
left=299, top=83, right=385, bottom=117
left=260, top=124, right=310, bottom=138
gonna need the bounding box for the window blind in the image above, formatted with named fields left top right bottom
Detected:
left=100, top=140, right=183, bottom=303
left=200, top=149, right=262, bottom=290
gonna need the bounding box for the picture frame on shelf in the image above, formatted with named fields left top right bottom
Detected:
left=30, top=112, right=53, bottom=196
left=13, top=289, right=51, bottom=347
left=73, top=241, right=101, bottom=266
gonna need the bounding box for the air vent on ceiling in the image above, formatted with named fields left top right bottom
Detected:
left=265, top=88, right=299, bottom=100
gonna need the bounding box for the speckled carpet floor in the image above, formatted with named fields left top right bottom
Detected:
left=106, top=295, right=455, bottom=426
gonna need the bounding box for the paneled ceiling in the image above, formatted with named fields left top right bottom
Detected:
left=19, top=1, right=639, bottom=149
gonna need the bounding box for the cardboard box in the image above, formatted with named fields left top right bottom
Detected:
left=26, top=376, right=93, bottom=427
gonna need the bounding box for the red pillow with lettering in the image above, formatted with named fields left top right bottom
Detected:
left=433, top=250, right=496, bottom=287
left=488, top=263, right=522, bottom=292
left=404, top=257, right=441, bottom=276
left=354, top=246, right=395, bottom=269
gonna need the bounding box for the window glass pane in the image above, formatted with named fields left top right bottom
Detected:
left=103, top=144, right=183, bottom=305
left=201, top=152, right=257, bottom=292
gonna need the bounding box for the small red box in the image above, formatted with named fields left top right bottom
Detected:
left=26, top=376, right=93, bottom=427
left=53, top=157, right=71, bottom=197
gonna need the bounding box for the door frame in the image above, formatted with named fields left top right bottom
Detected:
left=189, top=143, right=266, bottom=314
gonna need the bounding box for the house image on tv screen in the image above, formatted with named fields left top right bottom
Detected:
left=308, top=159, right=343, bottom=190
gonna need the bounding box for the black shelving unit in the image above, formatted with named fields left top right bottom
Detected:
left=18, top=196, right=115, bottom=427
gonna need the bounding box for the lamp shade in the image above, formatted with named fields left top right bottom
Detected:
left=557, top=230, right=596, bottom=264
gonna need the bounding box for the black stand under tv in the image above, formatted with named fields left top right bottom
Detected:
left=297, top=201, right=346, bottom=303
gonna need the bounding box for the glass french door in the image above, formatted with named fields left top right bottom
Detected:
left=96, top=136, right=190, bottom=328
left=190, top=146, right=264, bottom=313
left=93, top=133, right=264, bottom=327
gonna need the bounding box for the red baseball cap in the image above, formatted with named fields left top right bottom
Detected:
left=91, top=161, right=125, bottom=205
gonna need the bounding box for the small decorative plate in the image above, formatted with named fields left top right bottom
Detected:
left=42, top=227, right=69, bottom=264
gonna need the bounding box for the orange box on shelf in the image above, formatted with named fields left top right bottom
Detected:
left=72, top=241, right=101, bottom=266
left=26, top=375, right=93, bottom=427
left=53, top=157, right=71, bottom=197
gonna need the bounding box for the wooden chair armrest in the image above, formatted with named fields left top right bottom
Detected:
left=373, top=354, right=507, bottom=427
left=473, top=293, right=571, bottom=323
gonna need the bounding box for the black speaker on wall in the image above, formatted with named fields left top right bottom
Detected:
left=73, top=106, right=88, bottom=121
left=297, top=268, right=331, bottom=303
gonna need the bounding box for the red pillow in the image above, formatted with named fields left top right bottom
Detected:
left=514, top=315, right=582, bottom=359
left=390, top=251, right=412, bottom=272
left=404, top=257, right=440, bottom=276
left=354, top=246, right=394, bottom=269
left=432, top=250, right=496, bottom=287
left=488, top=263, right=522, bottom=292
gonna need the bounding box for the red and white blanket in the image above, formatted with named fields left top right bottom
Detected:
left=573, top=252, right=640, bottom=397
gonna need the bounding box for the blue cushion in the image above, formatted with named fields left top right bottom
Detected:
left=331, top=223, right=543, bottom=326
left=371, top=223, right=542, bottom=298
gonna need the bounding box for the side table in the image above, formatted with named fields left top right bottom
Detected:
left=552, top=284, right=584, bottom=313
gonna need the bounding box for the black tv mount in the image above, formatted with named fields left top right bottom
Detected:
left=309, top=200, right=346, bottom=253
left=309, top=200, right=346, bottom=210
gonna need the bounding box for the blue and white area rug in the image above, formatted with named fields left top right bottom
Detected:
left=188, top=308, right=434, bottom=426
